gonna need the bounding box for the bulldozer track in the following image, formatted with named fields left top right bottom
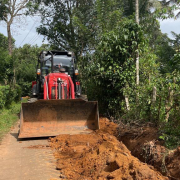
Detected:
left=0, top=121, right=60, bottom=180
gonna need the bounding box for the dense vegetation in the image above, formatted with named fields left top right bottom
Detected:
left=0, top=101, right=22, bottom=140
left=0, top=0, right=180, bottom=148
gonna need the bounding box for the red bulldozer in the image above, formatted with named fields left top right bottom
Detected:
left=19, top=51, right=99, bottom=138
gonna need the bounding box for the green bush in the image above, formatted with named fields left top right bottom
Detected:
left=159, top=121, right=180, bottom=149
left=0, top=85, right=22, bottom=109
left=13, top=84, right=22, bottom=102
left=0, top=102, right=21, bottom=140
left=18, top=81, right=31, bottom=97
left=0, top=86, right=9, bottom=109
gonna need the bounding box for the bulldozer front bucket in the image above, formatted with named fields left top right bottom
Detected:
left=18, top=99, right=99, bottom=138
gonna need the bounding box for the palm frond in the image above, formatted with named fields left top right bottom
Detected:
left=171, top=31, right=178, bottom=38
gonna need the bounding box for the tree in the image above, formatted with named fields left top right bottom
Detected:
left=161, top=0, right=180, bottom=18
left=0, top=33, right=13, bottom=85
left=0, top=32, right=8, bottom=49
left=155, top=33, right=176, bottom=73
left=123, top=0, right=162, bottom=49
left=80, top=17, right=145, bottom=117
left=95, top=0, right=122, bottom=33
left=31, top=0, right=123, bottom=57
left=0, top=0, right=29, bottom=55
left=33, top=0, right=95, bottom=59
left=0, top=0, right=30, bottom=86
left=123, top=0, right=161, bottom=17
left=0, top=0, right=8, bottom=20
left=171, top=31, right=180, bottom=52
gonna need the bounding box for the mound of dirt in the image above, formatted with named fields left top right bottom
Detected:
left=97, top=117, right=119, bottom=136
left=50, top=118, right=167, bottom=180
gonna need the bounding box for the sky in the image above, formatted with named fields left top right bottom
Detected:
left=0, top=16, right=180, bottom=48
left=0, top=16, right=48, bottom=47
left=160, top=18, right=180, bottom=39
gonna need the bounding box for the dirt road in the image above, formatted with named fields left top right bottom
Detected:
left=0, top=121, right=60, bottom=180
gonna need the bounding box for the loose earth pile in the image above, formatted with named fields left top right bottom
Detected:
left=50, top=118, right=168, bottom=180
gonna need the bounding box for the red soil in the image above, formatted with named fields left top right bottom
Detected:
left=50, top=118, right=168, bottom=179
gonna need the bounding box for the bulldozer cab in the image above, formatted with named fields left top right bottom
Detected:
left=38, top=51, right=75, bottom=77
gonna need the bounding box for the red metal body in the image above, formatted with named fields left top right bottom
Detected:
left=43, top=73, right=75, bottom=100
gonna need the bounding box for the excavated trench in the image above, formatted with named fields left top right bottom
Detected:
left=118, top=121, right=180, bottom=180
left=49, top=118, right=180, bottom=180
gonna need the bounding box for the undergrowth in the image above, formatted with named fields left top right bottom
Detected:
left=159, top=122, right=180, bottom=149
left=0, top=99, right=27, bottom=140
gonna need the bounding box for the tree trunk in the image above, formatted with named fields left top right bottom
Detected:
left=152, top=86, right=157, bottom=103
left=125, top=95, right=130, bottom=111
left=165, top=87, right=174, bottom=122
left=136, top=54, right=139, bottom=86
left=13, top=68, right=16, bottom=87
left=135, top=0, right=139, bottom=87
left=7, top=23, right=12, bottom=55
left=135, top=0, right=140, bottom=25
left=135, top=0, right=140, bottom=103
left=124, top=84, right=130, bottom=111
left=7, top=22, right=16, bottom=86
left=150, top=86, right=157, bottom=121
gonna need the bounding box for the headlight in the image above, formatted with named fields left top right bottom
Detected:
left=37, top=69, right=41, bottom=75
left=75, top=69, right=79, bottom=75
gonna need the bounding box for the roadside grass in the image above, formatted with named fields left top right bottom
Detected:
left=0, top=99, right=27, bottom=141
